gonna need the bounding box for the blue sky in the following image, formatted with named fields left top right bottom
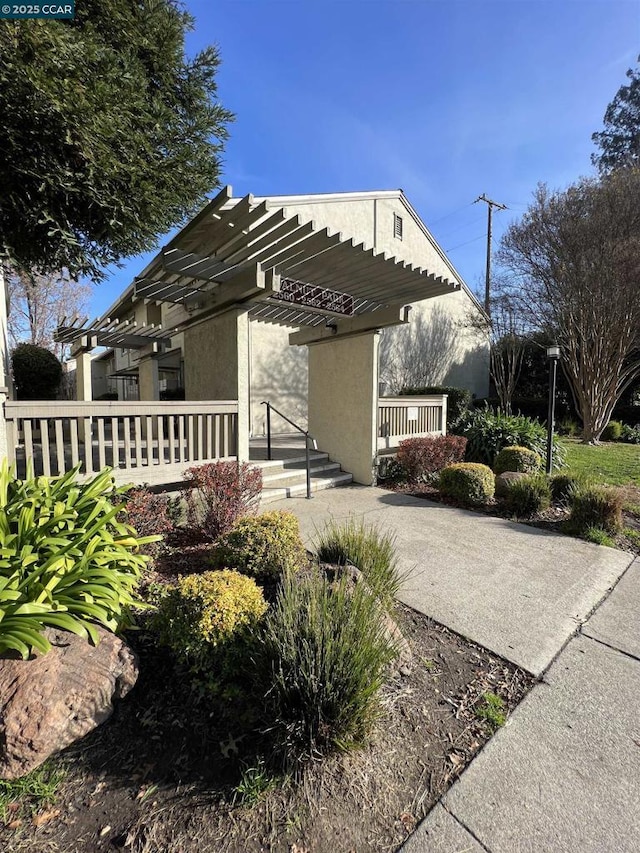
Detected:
left=88, top=0, right=640, bottom=317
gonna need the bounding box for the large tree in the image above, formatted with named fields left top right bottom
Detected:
left=5, top=266, right=92, bottom=360
left=498, top=170, right=640, bottom=443
left=0, top=1, right=232, bottom=280
left=592, top=56, right=640, bottom=173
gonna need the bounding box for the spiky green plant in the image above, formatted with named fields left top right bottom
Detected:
left=0, top=462, right=158, bottom=658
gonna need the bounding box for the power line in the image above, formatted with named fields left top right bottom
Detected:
left=427, top=201, right=475, bottom=228
left=446, top=234, right=486, bottom=252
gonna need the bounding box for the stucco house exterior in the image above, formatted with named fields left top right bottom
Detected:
left=52, top=186, right=489, bottom=485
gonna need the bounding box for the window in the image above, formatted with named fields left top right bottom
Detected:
left=394, top=212, right=403, bottom=240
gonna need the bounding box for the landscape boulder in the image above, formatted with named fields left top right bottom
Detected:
left=495, top=470, right=529, bottom=499
left=0, top=627, right=138, bottom=779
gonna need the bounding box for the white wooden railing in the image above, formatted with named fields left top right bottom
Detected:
left=4, top=400, right=238, bottom=485
left=377, top=395, right=447, bottom=450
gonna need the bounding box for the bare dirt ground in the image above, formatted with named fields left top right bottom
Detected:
left=2, top=606, right=532, bottom=853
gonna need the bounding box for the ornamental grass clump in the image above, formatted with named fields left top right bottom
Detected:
left=314, top=518, right=406, bottom=611
left=152, top=569, right=268, bottom=676
left=258, top=571, right=397, bottom=766
left=0, top=463, right=157, bottom=659
left=549, top=472, right=589, bottom=505
left=569, top=486, right=624, bottom=536
left=214, top=511, right=307, bottom=581
left=493, top=445, right=542, bottom=476
left=503, top=474, right=551, bottom=518
left=183, top=461, right=262, bottom=541
left=439, top=462, right=495, bottom=506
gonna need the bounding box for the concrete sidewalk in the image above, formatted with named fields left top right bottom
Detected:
left=271, top=485, right=632, bottom=676
left=268, top=485, right=639, bottom=852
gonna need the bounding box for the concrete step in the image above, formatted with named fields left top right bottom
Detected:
left=261, top=460, right=343, bottom=489
left=251, top=451, right=330, bottom=474
left=260, top=470, right=354, bottom=504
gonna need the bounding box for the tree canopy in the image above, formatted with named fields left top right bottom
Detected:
left=11, top=343, right=62, bottom=400
left=0, top=0, right=233, bottom=281
left=592, top=56, right=640, bottom=173
left=498, top=169, right=640, bottom=442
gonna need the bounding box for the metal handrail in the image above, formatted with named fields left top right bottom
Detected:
left=261, top=400, right=317, bottom=499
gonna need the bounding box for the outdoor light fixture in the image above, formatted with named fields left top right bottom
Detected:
left=546, top=345, right=561, bottom=474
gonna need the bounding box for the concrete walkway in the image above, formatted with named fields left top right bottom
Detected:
left=267, top=485, right=640, bottom=852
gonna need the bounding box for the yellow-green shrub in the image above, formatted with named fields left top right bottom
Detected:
left=214, top=511, right=306, bottom=580
left=439, top=462, right=495, bottom=506
left=153, top=570, right=267, bottom=672
left=493, top=445, right=542, bottom=475
left=569, top=486, right=623, bottom=535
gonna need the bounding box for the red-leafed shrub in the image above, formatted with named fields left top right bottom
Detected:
left=183, top=461, right=263, bottom=540
left=120, top=487, right=174, bottom=561
left=397, top=435, right=468, bottom=483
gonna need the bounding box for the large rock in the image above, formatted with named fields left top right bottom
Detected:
left=495, top=470, right=529, bottom=498
left=0, top=626, right=138, bottom=779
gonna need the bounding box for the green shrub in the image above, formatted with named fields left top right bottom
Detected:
left=214, top=511, right=306, bottom=581
left=494, top=445, right=542, bottom=475
left=454, top=407, right=565, bottom=469
left=396, top=434, right=467, bottom=483
left=257, top=571, right=397, bottom=764
left=620, top=423, right=640, bottom=444
left=0, top=463, right=156, bottom=658
left=11, top=343, right=62, bottom=400
left=183, top=461, right=263, bottom=541
left=503, top=474, right=551, bottom=518
left=401, top=386, right=472, bottom=427
left=439, top=462, right=495, bottom=506
left=569, top=486, right=623, bottom=535
left=153, top=569, right=267, bottom=673
left=314, top=518, right=406, bottom=611
left=557, top=417, right=581, bottom=437
left=601, top=420, right=623, bottom=441
left=549, top=472, right=589, bottom=505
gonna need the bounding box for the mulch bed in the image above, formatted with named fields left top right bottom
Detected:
left=2, top=606, right=532, bottom=853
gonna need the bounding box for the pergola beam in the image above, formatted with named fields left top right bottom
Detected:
left=289, top=305, right=411, bottom=346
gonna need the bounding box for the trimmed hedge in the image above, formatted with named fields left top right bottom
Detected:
left=493, top=445, right=542, bottom=476
left=396, top=434, right=467, bottom=483
left=439, top=462, right=495, bottom=506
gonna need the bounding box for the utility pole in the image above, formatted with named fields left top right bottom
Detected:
left=474, top=193, right=507, bottom=316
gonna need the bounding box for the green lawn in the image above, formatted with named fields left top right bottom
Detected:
left=561, top=438, right=640, bottom=487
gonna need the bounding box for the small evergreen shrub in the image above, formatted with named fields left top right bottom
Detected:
left=503, top=474, right=551, bottom=518
left=396, top=434, right=467, bottom=483
left=120, top=487, right=174, bottom=561
left=401, top=386, right=472, bottom=427
left=494, top=445, right=542, bottom=475
left=439, top=462, right=495, bottom=506
left=454, top=407, right=565, bottom=469
left=569, top=486, right=624, bottom=535
left=620, top=423, right=640, bottom=444
left=314, top=518, right=406, bottom=611
left=549, top=472, right=588, bottom=505
left=183, top=461, right=262, bottom=540
left=557, top=417, right=581, bottom=437
left=214, top=511, right=306, bottom=581
left=601, top=420, right=623, bottom=441
left=257, top=571, right=397, bottom=764
left=153, top=570, right=268, bottom=673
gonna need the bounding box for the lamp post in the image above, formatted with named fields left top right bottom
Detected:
left=546, top=345, right=561, bottom=474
